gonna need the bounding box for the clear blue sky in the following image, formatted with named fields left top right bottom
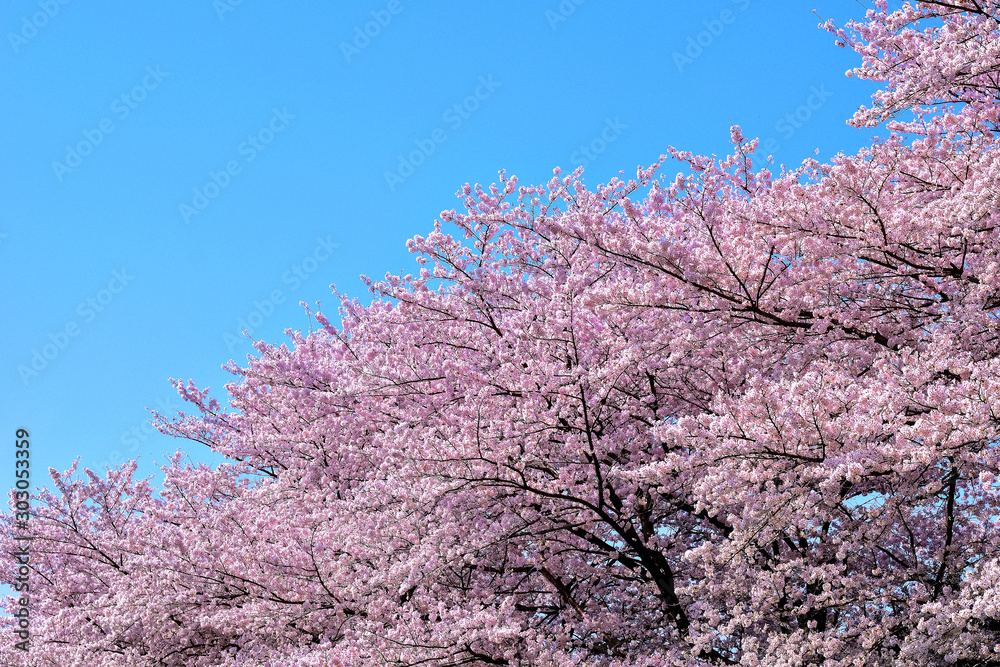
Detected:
left=2, top=1, right=880, bottom=489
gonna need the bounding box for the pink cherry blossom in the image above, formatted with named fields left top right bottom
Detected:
left=6, top=2, right=1000, bottom=664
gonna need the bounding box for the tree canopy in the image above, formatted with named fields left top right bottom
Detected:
left=7, top=2, right=1000, bottom=665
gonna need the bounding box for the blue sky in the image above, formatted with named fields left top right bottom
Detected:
left=1, top=1, right=880, bottom=490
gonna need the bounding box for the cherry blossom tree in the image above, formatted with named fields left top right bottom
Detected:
left=6, top=1, right=1000, bottom=664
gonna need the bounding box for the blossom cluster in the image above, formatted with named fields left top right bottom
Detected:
left=5, top=2, right=1000, bottom=664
